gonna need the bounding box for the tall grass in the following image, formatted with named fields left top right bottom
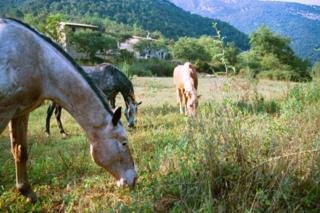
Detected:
left=1, top=78, right=320, bottom=211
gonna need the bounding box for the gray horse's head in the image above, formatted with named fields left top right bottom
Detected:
left=124, top=96, right=142, bottom=128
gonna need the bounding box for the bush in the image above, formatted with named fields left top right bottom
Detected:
left=127, top=59, right=176, bottom=76
left=281, top=82, right=320, bottom=116
left=115, top=49, right=135, bottom=63
left=194, top=61, right=214, bottom=74
left=127, top=62, right=152, bottom=76
left=312, top=61, right=320, bottom=78
left=257, top=69, right=296, bottom=81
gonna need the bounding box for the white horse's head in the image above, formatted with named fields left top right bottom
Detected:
left=186, top=90, right=200, bottom=116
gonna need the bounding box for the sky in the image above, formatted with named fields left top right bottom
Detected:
left=267, top=0, right=320, bottom=6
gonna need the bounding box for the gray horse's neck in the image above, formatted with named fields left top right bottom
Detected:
left=0, top=19, right=112, bottom=138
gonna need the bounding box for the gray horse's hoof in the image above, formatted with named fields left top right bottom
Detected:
left=26, top=191, right=38, bottom=203
left=17, top=183, right=38, bottom=203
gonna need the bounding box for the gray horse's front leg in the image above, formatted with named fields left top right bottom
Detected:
left=9, top=114, right=37, bottom=203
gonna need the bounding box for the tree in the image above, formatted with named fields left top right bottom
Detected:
left=45, top=13, right=66, bottom=42
left=250, top=26, right=293, bottom=64
left=134, top=38, right=168, bottom=58
left=69, top=31, right=117, bottom=62
left=171, top=37, right=211, bottom=62
left=225, top=42, right=239, bottom=67
left=244, top=26, right=311, bottom=81
left=197, top=35, right=222, bottom=62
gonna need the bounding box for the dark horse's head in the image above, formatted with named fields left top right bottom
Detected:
left=125, top=93, right=141, bottom=128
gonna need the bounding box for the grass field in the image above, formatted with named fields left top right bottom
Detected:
left=1, top=76, right=320, bottom=212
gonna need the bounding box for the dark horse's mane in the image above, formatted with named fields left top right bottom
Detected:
left=5, top=18, right=113, bottom=115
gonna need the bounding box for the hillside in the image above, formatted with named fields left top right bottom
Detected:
left=0, top=0, right=249, bottom=50
left=169, top=0, right=320, bottom=63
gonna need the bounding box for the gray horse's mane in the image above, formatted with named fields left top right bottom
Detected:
left=4, top=18, right=113, bottom=115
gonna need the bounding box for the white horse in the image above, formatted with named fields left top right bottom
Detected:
left=173, top=62, right=200, bottom=116
left=0, top=18, right=137, bottom=202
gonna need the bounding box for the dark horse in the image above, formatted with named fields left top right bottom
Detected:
left=45, top=63, right=141, bottom=136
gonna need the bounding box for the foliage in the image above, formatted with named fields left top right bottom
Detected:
left=0, top=0, right=249, bottom=50
left=133, top=38, right=169, bottom=59
left=171, top=37, right=211, bottom=63
left=170, top=23, right=239, bottom=74
left=126, top=59, right=176, bottom=76
left=114, top=50, right=135, bottom=65
left=239, top=26, right=311, bottom=81
left=250, top=26, right=293, bottom=60
left=44, top=13, right=66, bottom=42
left=169, top=0, right=320, bottom=63
left=312, top=61, right=320, bottom=78
left=69, top=30, right=117, bottom=63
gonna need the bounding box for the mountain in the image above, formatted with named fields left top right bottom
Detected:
left=0, top=0, right=249, bottom=50
left=169, top=0, right=320, bottom=63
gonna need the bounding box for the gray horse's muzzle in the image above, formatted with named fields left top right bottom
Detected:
left=128, top=122, right=135, bottom=128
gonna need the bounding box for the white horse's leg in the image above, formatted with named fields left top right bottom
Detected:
left=183, top=92, right=188, bottom=116
left=177, top=88, right=184, bottom=114
left=9, top=114, right=37, bottom=203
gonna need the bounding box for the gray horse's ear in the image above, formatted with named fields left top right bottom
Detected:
left=112, top=107, right=122, bottom=126
left=137, top=101, right=142, bottom=105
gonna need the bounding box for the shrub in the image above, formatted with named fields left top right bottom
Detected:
left=127, top=59, right=176, bottom=76
left=312, top=61, right=320, bottom=78
left=281, top=82, right=320, bottom=115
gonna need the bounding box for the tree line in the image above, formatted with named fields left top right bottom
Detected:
left=18, top=13, right=317, bottom=81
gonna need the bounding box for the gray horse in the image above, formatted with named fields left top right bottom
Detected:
left=45, top=63, right=141, bottom=136
left=0, top=18, right=136, bottom=202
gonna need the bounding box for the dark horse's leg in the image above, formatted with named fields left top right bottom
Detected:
left=10, top=114, right=37, bottom=203
left=45, top=102, right=55, bottom=136
left=54, top=105, right=67, bottom=136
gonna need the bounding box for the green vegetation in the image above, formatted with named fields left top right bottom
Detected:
left=1, top=2, right=311, bottom=81
left=133, top=38, right=169, bottom=59
left=0, top=0, right=249, bottom=50
left=1, top=1, right=319, bottom=211
left=171, top=37, right=211, bottom=62
left=238, top=26, right=311, bottom=81
left=123, top=59, right=177, bottom=77
left=1, top=77, right=320, bottom=211
left=69, top=31, right=117, bottom=63
left=169, top=0, right=320, bottom=63
left=312, top=61, right=320, bottom=78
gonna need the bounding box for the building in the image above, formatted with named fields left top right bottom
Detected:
left=118, top=35, right=168, bottom=59
left=58, top=22, right=98, bottom=59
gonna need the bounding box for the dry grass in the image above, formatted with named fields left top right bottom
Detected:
left=131, top=76, right=294, bottom=107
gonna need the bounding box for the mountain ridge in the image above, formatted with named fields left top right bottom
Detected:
left=170, top=0, right=320, bottom=63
